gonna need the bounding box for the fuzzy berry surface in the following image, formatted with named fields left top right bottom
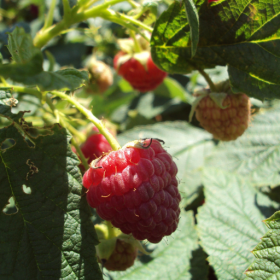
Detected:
left=83, top=139, right=181, bottom=243
left=81, top=131, right=112, bottom=164
left=114, top=51, right=167, bottom=92
left=195, top=93, right=251, bottom=141
left=101, top=239, right=138, bottom=271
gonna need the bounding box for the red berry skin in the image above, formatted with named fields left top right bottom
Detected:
left=101, top=239, right=138, bottom=271
left=114, top=52, right=167, bottom=92
left=208, top=0, right=218, bottom=2
left=195, top=94, right=251, bottom=141
left=81, top=131, right=112, bottom=164
left=83, top=139, right=181, bottom=243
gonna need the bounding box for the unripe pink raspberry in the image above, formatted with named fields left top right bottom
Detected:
left=190, top=81, right=251, bottom=141
left=195, top=94, right=250, bottom=141
left=83, top=139, right=181, bottom=243
left=101, top=239, right=138, bottom=271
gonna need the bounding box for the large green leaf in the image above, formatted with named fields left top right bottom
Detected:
left=117, top=121, right=215, bottom=208
left=245, top=211, right=280, bottom=279
left=205, top=102, right=280, bottom=188
left=0, top=104, right=102, bottom=278
left=0, top=27, right=88, bottom=91
left=197, top=168, right=267, bottom=280
left=105, top=211, right=208, bottom=280
left=151, top=1, right=280, bottom=100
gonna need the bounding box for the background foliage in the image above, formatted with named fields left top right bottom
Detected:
left=1, top=0, right=280, bottom=280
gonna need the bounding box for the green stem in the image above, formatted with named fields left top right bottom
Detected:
left=105, top=9, right=153, bottom=33
left=1, top=85, right=42, bottom=99
left=43, top=0, right=57, bottom=30
left=50, top=91, right=121, bottom=151
left=71, top=137, right=90, bottom=170
left=62, top=0, right=71, bottom=22
left=45, top=95, right=89, bottom=169
left=78, top=0, right=100, bottom=12
left=198, top=68, right=217, bottom=92
left=100, top=9, right=151, bottom=41
left=127, top=0, right=139, bottom=8
left=34, top=0, right=127, bottom=48
left=106, top=221, right=117, bottom=239
left=130, top=30, right=142, bottom=52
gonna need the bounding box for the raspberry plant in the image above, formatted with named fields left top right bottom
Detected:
left=1, top=0, right=280, bottom=279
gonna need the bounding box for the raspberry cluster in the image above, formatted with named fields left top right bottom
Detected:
left=101, top=239, right=138, bottom=271
left=83, top=139, right=181, bottom=243
left=195, top=93, right=250, bottom=141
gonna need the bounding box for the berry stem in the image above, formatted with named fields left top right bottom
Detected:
left=71, top=137, right=90, bottom=170
left=198, top=68, right=217, bottom=92
left=130, top=30, right=142, bottom=53
left=99, top=9, right=151, bottom=41
left=106, top=221, right=118, bottom=239
left=50, top=91, right=122, bottom=151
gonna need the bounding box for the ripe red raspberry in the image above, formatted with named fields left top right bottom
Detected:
left=81, top=128, right=112, bottom=164
left=100, top=239, right=138, bottom=271
left=83, top=139, right=181, bottom=243
left=194, top=93, right=251, bottom=141
left=114, top=51, right=167, bottom=92
left=208, top=0, right=218, bottom=3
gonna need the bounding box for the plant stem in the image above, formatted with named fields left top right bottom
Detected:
left=71, top=137, right=90, bottom=170
left=106, top=9, right=153, bottom=33
left=130, top=30, right=142, bottom=52
left=62, top=0, right=71, bottom=22
left=100, top=9, right=151, bottom=41
left=34, top=0, right=127, bottom=48
left=51, top=91, right=121, bottom=151
left=45, top=95, right=89, bottom=169
left=43, top=0, right=57, bottom=30
left=1, top=85, right=42, bottom=99
left=106, top=220, right=117, bottom=239
left=198, top=68, right=217, bottom=92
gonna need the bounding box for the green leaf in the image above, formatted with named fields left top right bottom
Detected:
left=1, top=27, right=88, bottom=91
left=7, top=26, right=40, bottom=63
left=105, top=211, right=208, bottom=280
left=184, top=0, right=199, bottom=57
left=151, top=1, right=280, bottom=100
left=117, top=121, right=215, bottom=208
left=0, top=106, right=102, bottom=278
left=0, top=60, right=88, bottom=91
left=229, top=66, right=280, bottom=101
left=205, top=102, right=280, bottom=187
left=245, top=211, right=280, bottom=279
left=197, top=168, right=267, bottom=280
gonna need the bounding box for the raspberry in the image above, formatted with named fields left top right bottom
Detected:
left=81, top=127, right=112, bottom=164
left=83, top=139, right=181, bottom=243
left=114, top=51, right=167, bottom=92
left=86, top=58, right=113, bottom=93
left=101, top=239, right=138, bottom=271
left=194, top=92, right=251, bottom=141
